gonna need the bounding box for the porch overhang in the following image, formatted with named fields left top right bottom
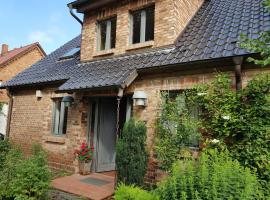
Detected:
left=56, top=69, right=138, bottom=93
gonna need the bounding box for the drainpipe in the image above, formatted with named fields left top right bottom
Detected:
left=68, top=4, right=83, bottom=26
left=233, top=57, right=244, bottom=91
left=115, top=87, right=124, bottom=189
left=6, top=88, right=13, bottom=138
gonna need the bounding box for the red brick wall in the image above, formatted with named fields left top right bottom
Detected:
left=8, top=66, right=270, bottom=180
left=0, top=47, right=44, bottom=103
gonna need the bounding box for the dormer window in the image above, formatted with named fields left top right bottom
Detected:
left=97, top=17, right=117, bottom=51
left=130, top=6, right=155, bottom=44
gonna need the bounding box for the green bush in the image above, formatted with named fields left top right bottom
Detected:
left=0, top=147, right=24, bottom=199
left=156, top=150, right=263, bottom=200
left=189, top=73, right=270, bottom=195
left=114, top=184, right=158, bottom=200
left=0, top=143, right=51, bottom=200
left=116, top=119, right=148, bottom=186
left=0, top=139, right=11, bottom=170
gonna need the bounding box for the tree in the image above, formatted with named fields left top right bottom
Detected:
left=240, top=0, right=270, bottom=66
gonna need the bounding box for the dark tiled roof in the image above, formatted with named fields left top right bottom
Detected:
left=2, top=0, right=270, bottom=91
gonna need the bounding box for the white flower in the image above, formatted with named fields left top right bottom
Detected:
left=222, top=115, right=230, bottom=120
left=211, top=139, right=220, bottom=144
left=197, top=92, right=207, bottom=96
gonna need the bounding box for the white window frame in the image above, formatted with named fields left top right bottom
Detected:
left=52, top=99, right=68, bottom=135
left=97, top=19, right=113, bottom=51
left=130, top=8, right=151, bottom=44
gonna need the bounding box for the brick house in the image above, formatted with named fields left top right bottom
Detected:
left=0, top=43, right=45, bottom=135
left=1, top=0, right=270, bottom=183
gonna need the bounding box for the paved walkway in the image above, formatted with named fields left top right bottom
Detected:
left=52, top=173, right=115, bottom=200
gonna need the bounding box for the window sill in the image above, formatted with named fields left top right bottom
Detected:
left=93, top=49, right=115, bottom=57
left=44, top=136, right=66, bottom=144
left=126, top=41, right=154, bottom=51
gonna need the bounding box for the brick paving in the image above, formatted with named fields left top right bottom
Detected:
left=52, top=173, right=115, bottom=200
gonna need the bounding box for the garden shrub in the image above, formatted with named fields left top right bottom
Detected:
left=0, top=139, right=11, bottom=170
left=155, top=92, right=201, bottom=171
left=156, top=150, right=263, bottom=200
left=114, top=184, right=158, bottom=200
left=0, top=147, right=24, bottom=199
left=0, top=143, right=51, bottom=200
left=116, top=119, right=148, bottom=186
left=188, top=73, right=270, bottom=196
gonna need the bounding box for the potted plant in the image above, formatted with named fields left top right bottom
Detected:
left=74, top=141, right=94, bottom=175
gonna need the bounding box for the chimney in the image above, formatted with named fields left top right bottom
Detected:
left=1, top=44, right=9, bottom=56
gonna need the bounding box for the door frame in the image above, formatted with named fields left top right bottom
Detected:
left=86, top=96, right=133, bottom=172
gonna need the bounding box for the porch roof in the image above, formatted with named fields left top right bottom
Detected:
left=2, top=0, right=270, bottom=91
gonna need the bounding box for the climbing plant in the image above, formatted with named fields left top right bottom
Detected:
left=190, top=73, right=270, bottom=195
left=240, top=0, right=270, bottom=66
left=155, top=92, right=201, bottom=171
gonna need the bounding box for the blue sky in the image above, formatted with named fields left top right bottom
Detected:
left=0, top=0, right=83, bottom=54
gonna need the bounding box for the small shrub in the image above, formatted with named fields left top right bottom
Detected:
left=116, top=119, right=148, bottom=186
left=155, top=150, right=263, bottom=200
left=0, top=143, right=51, bottom=200
left=0, top=147, right=24, bottom=199
left=114, top=184, right=158, bottom=200
left=0, top=139, right=11, bottom=170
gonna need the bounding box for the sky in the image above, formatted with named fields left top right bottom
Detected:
left=0, top=0, right=83, bottom=54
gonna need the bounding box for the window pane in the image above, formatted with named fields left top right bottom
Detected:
left=132, top=11, right=141, bottom=44
left=111, top=18, right=117, bottom=49
left=62, top=106, right=68, bottom=134
left=53, top=100, right=61, bottom=135
left=145, top=6, right=155, bottom=41
left=99, top=21, right=107, bottom=51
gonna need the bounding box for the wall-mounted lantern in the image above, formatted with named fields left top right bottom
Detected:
left=62, top=96, right=74, bottom=107
left=36, top=90, right=42, bottom=98
left=132, top=91, right=147, bottom=107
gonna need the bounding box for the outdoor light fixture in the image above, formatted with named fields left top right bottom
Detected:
left=132, top=91, right=147, bottom=107
left=36, top=90, right=42, bottom=98
left=62, top=96, right=74, bottom=107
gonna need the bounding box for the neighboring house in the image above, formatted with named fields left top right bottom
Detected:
left=1, top=0, right=270, bottom=184
left=0, top=43, right=45, bottom=135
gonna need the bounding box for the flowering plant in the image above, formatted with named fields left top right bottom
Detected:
left=74, top=141, right=94, bottom=162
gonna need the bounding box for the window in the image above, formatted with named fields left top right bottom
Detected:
left=52, top=99, right=69, bottom=135
left=163, top=90, right=200, bottom=148
left=59, top=47, right=80, bottom=60
left=97, top=17, right=117, bottom=51
left=130, top=6, right=155, bottom=44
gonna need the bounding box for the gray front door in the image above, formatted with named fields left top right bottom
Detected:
left=96, top=98, right=117, bottom=172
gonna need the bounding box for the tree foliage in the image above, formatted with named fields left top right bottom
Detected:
left=116, top=119, right=148, bottom=186
left=240, top=0, right=270, bottom=66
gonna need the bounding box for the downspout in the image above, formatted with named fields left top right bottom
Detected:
left=68, top=4, right=83, bottom=26
left=6, top=88, right=13, bottom=138
left=115, top=87, right=124, bottom=189
left=233, top=57, right=244, bottom=91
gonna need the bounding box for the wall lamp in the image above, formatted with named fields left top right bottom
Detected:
left=62, top=96, right=74, bottom=107
left=132, top=91, right=147, bottom=107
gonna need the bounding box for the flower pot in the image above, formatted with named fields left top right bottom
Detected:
left=78, top=160, right=92, bottom=175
